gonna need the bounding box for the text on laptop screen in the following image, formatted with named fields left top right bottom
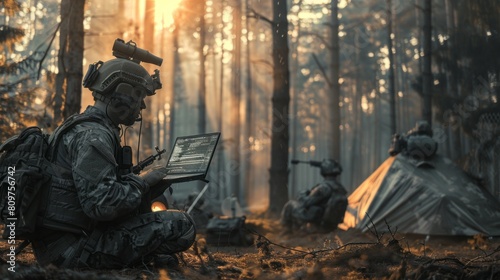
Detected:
left=166, top=133, right=220, bottom=175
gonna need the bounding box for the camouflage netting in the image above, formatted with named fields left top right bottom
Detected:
left=466, top=112, right=500, bottom=198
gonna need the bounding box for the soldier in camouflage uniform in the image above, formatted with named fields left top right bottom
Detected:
left=31, top=47, right=195, bottom=269
left=281, top=159, right=347, bottom=233
left=388, top=120, right=438, bottom=161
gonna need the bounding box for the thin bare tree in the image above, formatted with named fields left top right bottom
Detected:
left=231, top=0, right=242, bottom=201
left=57, top=0, right=85, bottom=121
left=329, top=0, right=341, bottom=161
left=142, top=0, right=155, bottom=153
left=422, top=0, right=433, bottom=125
left=198, top=1, right=207, bottom=135
left=386, top=0, right=397, bottom=135
left=268, top=0, right=291, bottom=215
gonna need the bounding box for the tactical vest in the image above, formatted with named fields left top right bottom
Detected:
left=321, top=179, right=348, bottom=228
left=39, top=113, right=121, bottom=235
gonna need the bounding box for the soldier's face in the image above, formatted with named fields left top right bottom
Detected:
left=107, top=83, right=148, bottom=126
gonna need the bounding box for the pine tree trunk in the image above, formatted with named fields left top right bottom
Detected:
left=170, top=13, right=180, bottom=149
left=289, top=0, right=303, bottom=198
left=350, top=30, right=363, bottom=192
left=422, top=0, right=433, bottom=125
left=199, top=2, right=207, bottom=134
left=329, top=0, right=341, bottom=161
left=142, top=0, right=155, bottom=153
left=231, top=0, right=242, bottom=202
left=243, top=0, right=254, bottom=206
left=386, top=0, right=397, bottom=135
left=63, top=0, right=84, bottom=119
left=268, top=0, right=290, bottom=215
left=444, top=0, right=461, bottom=160
left=218, top=0, right=227, bottom=200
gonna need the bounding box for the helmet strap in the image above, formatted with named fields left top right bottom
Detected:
left=92, top=92, right=111, bottom=103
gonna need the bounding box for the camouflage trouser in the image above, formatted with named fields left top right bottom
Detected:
left=280, top=200, right=323, bottom=230
left=322, top=196, right=347, bottom=229
left=33, top=210, right=195, bottom=269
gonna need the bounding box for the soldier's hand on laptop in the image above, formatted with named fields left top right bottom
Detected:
left=140, top=166, right=168, bottom=187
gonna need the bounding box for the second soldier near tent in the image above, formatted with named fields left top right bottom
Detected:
left=281, top=159, right=348, bottom=233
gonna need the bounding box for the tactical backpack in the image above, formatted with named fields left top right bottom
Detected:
left=0, top=127, right=51, bottom=241
left=0, top=114, right=102, bottom=243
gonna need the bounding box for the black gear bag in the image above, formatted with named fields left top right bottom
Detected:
left=0, top=115, right=102, bottom=242
left=0, top=127, right=51, bottom=240
left=205, top=216, right=254, bottom=246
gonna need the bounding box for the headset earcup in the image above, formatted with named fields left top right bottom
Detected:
left=107, top=96, right=133, bottom=124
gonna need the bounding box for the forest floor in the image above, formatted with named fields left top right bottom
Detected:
left=1, top=213, right=500, bottom=280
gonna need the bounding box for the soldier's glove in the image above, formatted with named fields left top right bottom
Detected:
left=149, top=179, right=172, bottom=200
left=140, top=166, right=168, bottom=187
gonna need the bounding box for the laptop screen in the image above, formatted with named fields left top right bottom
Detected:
left=164, top=132, right=220, bottom=180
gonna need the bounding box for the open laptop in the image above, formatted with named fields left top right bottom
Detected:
left=163, top=132, right=220, bottom=183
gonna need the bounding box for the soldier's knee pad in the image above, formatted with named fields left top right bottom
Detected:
left=177, top=212, right=196, bottom=250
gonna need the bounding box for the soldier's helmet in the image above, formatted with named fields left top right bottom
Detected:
left=320, top=159, right=342, bottom=177
left=83, top=58, right=161, bottom=100
left=407, top=120, right=433, bottom=137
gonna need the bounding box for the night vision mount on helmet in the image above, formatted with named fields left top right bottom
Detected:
left=83, top=38, right=163, bottom=101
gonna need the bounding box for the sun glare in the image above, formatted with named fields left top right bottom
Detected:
left=155, top=0, right=182, bottom=27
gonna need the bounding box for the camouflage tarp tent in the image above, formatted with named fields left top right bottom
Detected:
left=340, top=154, right=500, bottom=236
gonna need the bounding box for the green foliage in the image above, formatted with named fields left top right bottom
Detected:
left=0, top=25, right=25, bottom=50
left=0, top=0, right=44, bottom=142
left=0, top=0, right=22, bottom=16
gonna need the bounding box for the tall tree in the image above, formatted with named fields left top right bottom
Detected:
left=329, top=0, right=341, bottom=161
left=268, top=0, right=290, bottom=215
left=198, top=1, right=207, bottom=134
left=443, top=0, right=460, bottom=160
left=169, top=9, right=181, bottom=149
left=142, top=0, right=155, bottom=153
left=289, top=0, right=303, bottom=196
left=218, top=0, right=227, bottom=200
left=231, top=0, right=242, bottom=201
left=57, top=0, right=85, bottom=120
left=243, top=0, right=254, bottom=205
left=386, top=0, right=397, bottom=135
left=421, top=0, right=433, bottom=126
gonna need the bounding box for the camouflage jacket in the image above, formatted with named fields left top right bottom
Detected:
left=47, top=106, right=148, bottom=226
left=299, top=179, right=347, bottom=209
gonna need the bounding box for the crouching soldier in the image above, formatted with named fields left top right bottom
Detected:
left=388, top=120, right=438, bottom=161
left=281, top=159, right=348, bottom=233
left=31, top=40, right=195, bottom=269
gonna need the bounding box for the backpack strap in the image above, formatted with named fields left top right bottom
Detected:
left=15, top=239, right=31, bottom=255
